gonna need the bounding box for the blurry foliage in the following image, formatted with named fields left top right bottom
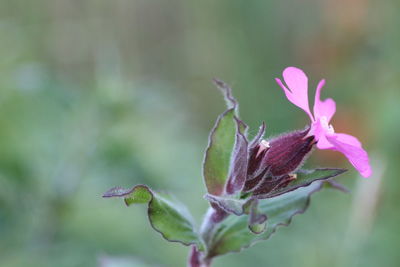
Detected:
left=0, top=0, right=399, bottom=267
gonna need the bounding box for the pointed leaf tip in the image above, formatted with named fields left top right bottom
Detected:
left=249, top=122, right=266, bottom=150
left=324, top=179, right=350, bottom=193
left=254, top=168, right=347, bottom=199
left=213, top=78, right=237, bottom=111
left=103, top=186, right=132, bottom=198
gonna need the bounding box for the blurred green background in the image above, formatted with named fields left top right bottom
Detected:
left=0, top=1, right=399, bottom=266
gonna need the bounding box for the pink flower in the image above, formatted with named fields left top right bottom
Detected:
left=275, top=67, right=372, bottom=178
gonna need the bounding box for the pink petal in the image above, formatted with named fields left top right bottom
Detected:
left=325, top=133, right=372, bottom=178
left=313, top=79, right=336, bottom=123
left=316, top=134, right=335, bottom=149
left=275, top=67, right=313, bottom=121
left=310, top=120, right=335, bottom=149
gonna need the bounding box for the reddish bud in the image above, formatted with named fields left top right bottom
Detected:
left=262, top=129, right=315, bottom=176
left=243, top=128, right=315, bottom=194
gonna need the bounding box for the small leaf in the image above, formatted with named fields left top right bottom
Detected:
left=255, top=168, right=347, bottom=199
left=203, top=109, right=237, bottom=196
left=207, top=181, right=325, bottom=257
left=203, top=80, right=241, bottom=196
left=103, top=185, right=202, bottom=248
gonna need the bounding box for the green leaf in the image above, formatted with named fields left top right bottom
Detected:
left=103, top=185, right=203, bottom=248
left=203, top=79, right=253, bottom=196
left=256, top=168, right=347, bottom=199
left=203, top=108, right=237, bottom=196
left=207, top=181, right=325, bottom=257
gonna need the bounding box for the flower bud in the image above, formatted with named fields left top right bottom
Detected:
left=243, top=140, right=270, bottom=192
left=262, top=128, right=315, bottom=176
left=243, top=128, right=314, bottom=194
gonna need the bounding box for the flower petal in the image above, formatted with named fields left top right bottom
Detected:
left=275, top=67, right=313, bottom=120
left=311, top=120, right=335, bottom=149
left=316, top=134, right=335, bottom=149
left=313, top=79, right=336, bottom=123
left=325, top=133, right=372, bottom=178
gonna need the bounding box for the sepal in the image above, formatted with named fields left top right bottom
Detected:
left=253, top=168, right=347, bottom=199
left=225, top=117, right=249, bottom=194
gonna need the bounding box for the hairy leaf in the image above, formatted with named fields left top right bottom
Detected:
left=207, top=181, right=325, bottom=257
left=203, top=80, right=241, bottom=196
left=103, top=185, right=202, bottom=248
left=255, top=168, right=347, bottom=199
left=203, top=109, right=237, bottom=195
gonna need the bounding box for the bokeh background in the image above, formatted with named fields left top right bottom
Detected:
left=0, top=1, right=399, bottom=266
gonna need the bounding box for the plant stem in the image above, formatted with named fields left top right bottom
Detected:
left=188, top=206, right=229, bottom=267
left=188, top=246, right=211, bottom=267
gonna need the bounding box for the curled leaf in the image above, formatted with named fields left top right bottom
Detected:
left=103, top=185, right=202, bottom=248
left=207, top=181, right=325, bottom=258
left=213, top=78, right=238, bottom=112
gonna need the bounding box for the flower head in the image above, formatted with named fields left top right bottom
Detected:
left=242, top=128, right=314, bottom=194
left=275, top=67, right=372, bottom=178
